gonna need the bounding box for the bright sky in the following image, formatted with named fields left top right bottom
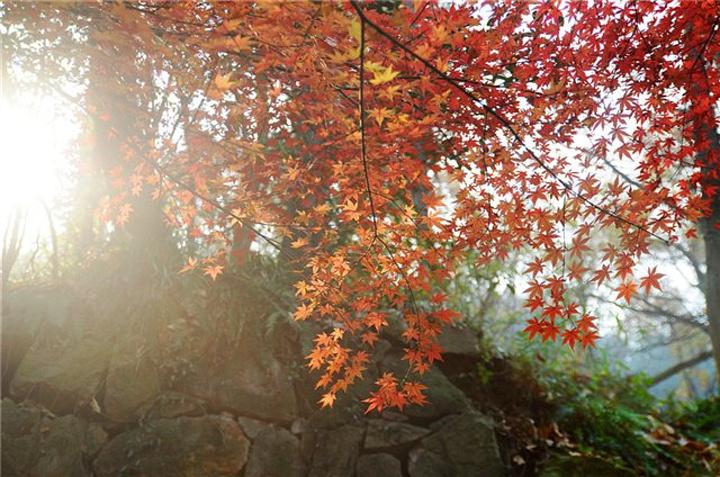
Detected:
left=0, top=93, right=78, bottom=257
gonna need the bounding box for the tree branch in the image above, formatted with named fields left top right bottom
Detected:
left=358, top=14, right=378, bottom=235
left=350, top=1, right=670, bottom=245
left=649, top=349, right=713, bottom=387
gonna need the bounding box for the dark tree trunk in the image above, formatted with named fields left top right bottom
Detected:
left=701, top=204, right=720, bottom=383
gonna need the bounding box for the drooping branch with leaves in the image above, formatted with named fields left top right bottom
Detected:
left=3, top=0, right=719, bottom=412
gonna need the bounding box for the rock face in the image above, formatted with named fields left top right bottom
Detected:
left=187, top=352, right=298, bottom=422
left=307, top=425, right=365, bottom=477
left=237, top=415, right=270, bottom=439
left=93, top=414, right=249, bottom=476
left=2, top=287, right=77, bottom=391
left=1, top=399, right=42, bottom=476
left=364, top=419, right=430, bottom=450
left=2, top=285, right=511, bottom=477
left=30, top=415, right=88, bottom=477
left=184, top=314, right=299, bottom=422
left=356, top=453, right=403, bottom=477
left=1, top=399, right=108, bottom=477
left=382, top=352, right=472, bottom=420
left=9, top=333, right=112, bottom=414
left=7, top=289, right=112, bottom=416
left=103, top=335, right=162, bottom=422
left=382, top=319, right=480, bottom=358
left=145, top=392, right=205, bottom=420
left=438, top=323, right=482, bottom=358
left=245, top=426, right=306, bottom=477
left=408, top=412, right=506, bottom=477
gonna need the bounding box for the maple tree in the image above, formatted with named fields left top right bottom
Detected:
left=3, top=0, right=720, bottom=412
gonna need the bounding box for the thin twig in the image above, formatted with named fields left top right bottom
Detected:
left=359, top=16, right=378, bottom=234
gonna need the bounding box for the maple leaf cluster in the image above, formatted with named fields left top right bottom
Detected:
left=7, top=0, right=719, bottom=412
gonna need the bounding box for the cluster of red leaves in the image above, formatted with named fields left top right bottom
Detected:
left=8, top=0, right=719, bottom=412
left=363, top=372, right=428, bottom=413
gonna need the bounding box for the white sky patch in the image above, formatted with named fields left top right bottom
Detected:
left=0, top=94, right=78, bottom=252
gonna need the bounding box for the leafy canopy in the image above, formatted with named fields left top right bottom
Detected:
left=4, top=0, right=719, bottom=412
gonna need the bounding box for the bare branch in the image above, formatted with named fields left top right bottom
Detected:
left=650, top=349, right=713, bottom=387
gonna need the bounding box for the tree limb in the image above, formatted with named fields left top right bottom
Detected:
left=649, top=349, right=713, bottom=387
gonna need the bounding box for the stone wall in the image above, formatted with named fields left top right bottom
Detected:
left=2, top=285, right=507, bottom=476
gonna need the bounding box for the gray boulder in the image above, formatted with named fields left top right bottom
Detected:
left=145, top=392, right=206, bottom=420
left=237, top=415, right=271, bottom=440
left=93, top=414, right=249, bottom=476
left=184, top=315, right=299, bottom=422
left=438, top=323, right=481, bottom=358
left=364, top=418, right=430, bottom=450
left=381, top=352, right=472, bottom=419
left=382, top=317, right=480, bottom=357
left=30, top=415, right=88, bottom=477
left=7, top=288, right=112, bottom=415
left=1, top=399, right=108, bottom=477
left=357, top=453, right=403, bottom=477
left=2, top=287, right=78, bottom=391
left=244, top=426, right=306, bottom=477
left=307, top=425, right=365, bottom=477
left=10, top=332, right=112, bottom=414
left=103, top=335, right=162, bottom=422
left=1, top=398, right=42, bottom=475
left=408, top=412, right=505, bottom=477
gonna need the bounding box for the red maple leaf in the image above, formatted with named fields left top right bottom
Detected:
left=639, top=266, right=664, bottom=294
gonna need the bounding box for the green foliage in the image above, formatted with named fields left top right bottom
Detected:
left=536, top=354, right=719, bottom=475
left=664, top=396, right=720, bottom=445
left=544, top=365, right=655, bottom=468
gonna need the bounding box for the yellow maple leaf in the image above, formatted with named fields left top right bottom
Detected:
left=291, top=236, right=309, bottom=248
left=232, top=35, right=252, bottom=52
left=379, top=85, right=402, bottom=101
left=369, top=108, right=394, bottom=126
left=369, top=65, right=399, bottom=85
left=349, top=20, right=361, bottom=42
left=328, top=49, right=349, bottom=64
left=229, top=208, right=244, bottom=226
left=347, top=46, right=361, bottom=60
left=214, top=72, right=233, bottom=91
left=331, top=327, right=345, bottom=341
left=314, top=203, right=331, bottom=215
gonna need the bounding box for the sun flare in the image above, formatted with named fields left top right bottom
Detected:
left=0, top=95, right=77, bottom=242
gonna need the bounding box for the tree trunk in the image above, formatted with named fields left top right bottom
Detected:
left=692, top=105, right=720, bottom=384
left=701, top=205, right=720, bottom=383
left=689, top=56, right=720, bottom=384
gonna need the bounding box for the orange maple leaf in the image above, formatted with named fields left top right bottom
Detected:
left=203, top=264, right=223, bottom=281
left=116, top=203, right=133, bottom=226
left=615, top=280, right=637, bottom=304
left=178, top=257, right=197, bottom=274
left=319, top=392, right=336, bottom=409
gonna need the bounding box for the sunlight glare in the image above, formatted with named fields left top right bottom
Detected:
left=0, top=95, right=76, bottom=247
